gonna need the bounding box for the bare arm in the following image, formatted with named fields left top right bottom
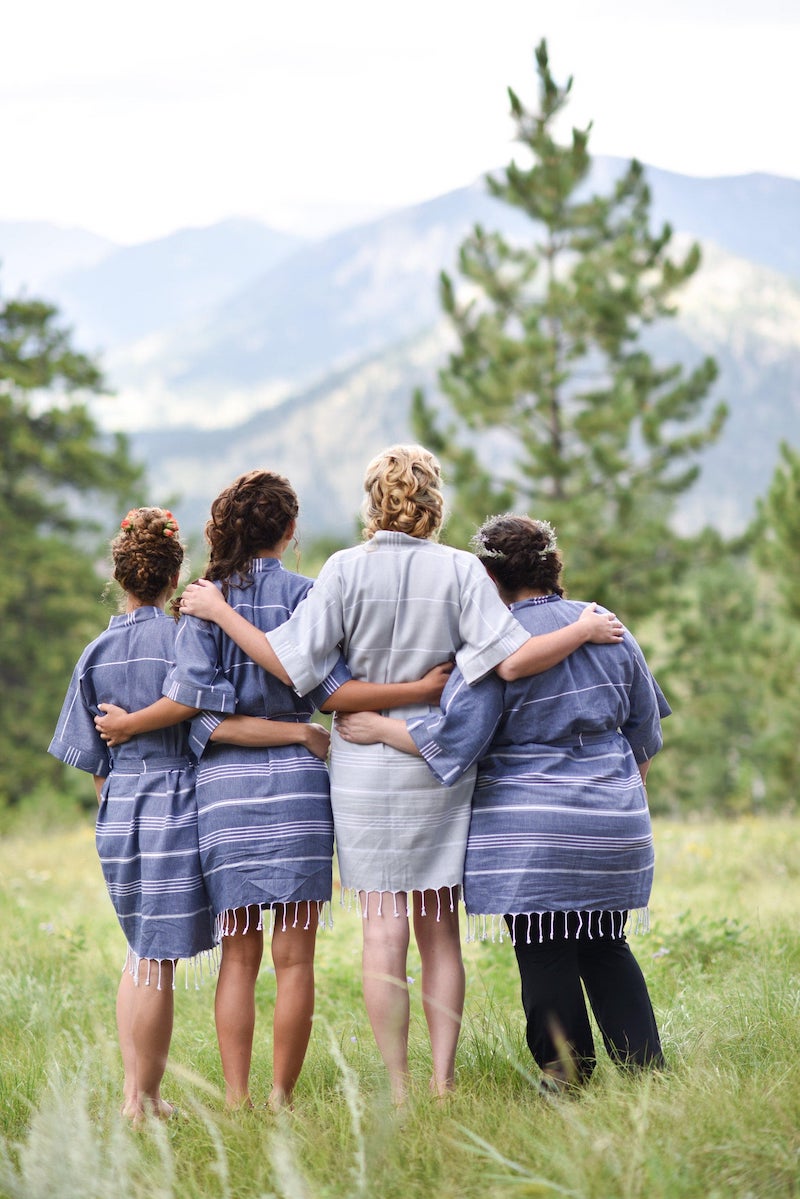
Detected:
left=210, top=715, right=331, bottom=761
left=639, top=759, right=651, bottom=786
left=319, top=663, right=452, bottom=713
left=496, top=603, right=624, bottom=682
left=180, top=580, right=454, bottom=712
left=335, top=711, right=420, bottom=755
left=95, top=697, right=198, bottom=746
left=179, top=580, right=291, bottom=684
left=93, top=775, right=105, bottom=805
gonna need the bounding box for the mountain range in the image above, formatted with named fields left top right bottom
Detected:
left=2, top=158, right=799, bottom=542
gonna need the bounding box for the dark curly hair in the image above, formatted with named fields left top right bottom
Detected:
left=204, top=470, right=299, bottom=594
left=111, top=507, right=184, bottom=604
left=470, top=514, right=564, bottom=597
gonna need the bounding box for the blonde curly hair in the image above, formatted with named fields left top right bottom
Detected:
left=361, top=444, right=444, bottom=541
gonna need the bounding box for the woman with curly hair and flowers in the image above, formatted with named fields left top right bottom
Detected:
left=50, top=508, right=217, bottom=1123
left=178, top=448, right=624, bottom=1105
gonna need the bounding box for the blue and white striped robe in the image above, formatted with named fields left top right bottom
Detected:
left=267, top=531, right=531, bottom=900
left=164, top=557, right=351, bottom=924
left=48, top=606, right=216, bottom=964
left=406, top=595, right=671, bottom=929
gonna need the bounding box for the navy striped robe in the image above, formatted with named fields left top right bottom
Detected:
left=406, top=596, right=671, bottom=930
left=48, top=606, right=216, bottom=965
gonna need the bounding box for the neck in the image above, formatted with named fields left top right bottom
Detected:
left=501, top=587, right=549, bottom=606
left=125, top=593, right=167, bottom=613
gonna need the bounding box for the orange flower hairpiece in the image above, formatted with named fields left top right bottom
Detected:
left=163, top=517, right=179, bottom=537
left=120, top=509, right=138, bottom=530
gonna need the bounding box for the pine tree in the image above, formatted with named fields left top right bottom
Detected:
left=415, top=40, right=726, bottom=619
left=754, top=441, right=800, bottom=621
left=747, top=443, right=800, bottom=805
left=0, top=287, right=144, bottom=808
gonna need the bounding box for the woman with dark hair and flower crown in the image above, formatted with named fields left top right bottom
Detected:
left=337, top=513, right=670, bottom=1096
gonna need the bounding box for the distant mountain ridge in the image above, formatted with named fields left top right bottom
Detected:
left=592, top=159, right=800, bottom=282
left=0, top=220, right=115, bottom=296
left=2, top=159, right=799, bottom=541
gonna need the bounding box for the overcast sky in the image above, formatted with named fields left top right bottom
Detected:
left=4, top=0, right=799, bottom=243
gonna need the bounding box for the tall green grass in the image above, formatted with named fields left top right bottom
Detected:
left=1, top=817, right=798, bottom=1198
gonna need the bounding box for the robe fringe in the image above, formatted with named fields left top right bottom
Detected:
left=465, top=906, right=651, bottom=945
left=124, top=944, right=221, bottom=989
left=215, top=899, right=333, bottom=941
left=338, top=884, right=462, bottom=919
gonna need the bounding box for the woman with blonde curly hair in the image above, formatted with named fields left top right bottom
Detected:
left=180, top=446, right=623, bottom=1103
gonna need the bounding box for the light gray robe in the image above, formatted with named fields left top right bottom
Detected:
left=267, top=531, right=530, bottom=898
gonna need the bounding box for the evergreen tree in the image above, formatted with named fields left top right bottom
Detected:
left=747, top=443, right=800, bottom=806
left=754, top=441, right=800, bottom=620
left=657, top=534, right=763, bottom=813
left=414, top=40, right=726, bottom=619
left=658, top=446, right=800, bottom=815
left=0, top=287, right=144, bottom=808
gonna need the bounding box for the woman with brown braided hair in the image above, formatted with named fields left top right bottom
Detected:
left=95, top=471, right=449, bottom=1111
left=179, top=447, right=624, bottom=1105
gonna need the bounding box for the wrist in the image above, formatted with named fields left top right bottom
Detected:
left=216, top=605, right=236, bottom=632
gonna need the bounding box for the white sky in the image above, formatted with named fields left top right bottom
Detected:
left=3, top=0, right=799, bottom=244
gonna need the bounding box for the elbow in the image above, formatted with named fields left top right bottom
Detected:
left=495, top=659, right=518, bottom=682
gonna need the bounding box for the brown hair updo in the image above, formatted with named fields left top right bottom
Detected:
left=204, top=470, right=299, bottom=590
left=361, top=444, right=444, bottom=541
left=111, top=507, right=184, bottom=603
left=470, top=514, right=564, bottom=597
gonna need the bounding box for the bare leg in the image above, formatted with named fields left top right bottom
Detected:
left=268, top=903, right=318, bottom=1110
left=360, top=890, right=411, bottom=1105
left=131, top=958, right=175, bottom=1118
left=214, top=908, right=264, bottom=1108
left=413, top=889, right=465, bottom=1097
left=116, top=963, right=138, bottom=1116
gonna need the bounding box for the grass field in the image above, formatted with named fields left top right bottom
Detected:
left=1, top=814, right=799, bottom=1198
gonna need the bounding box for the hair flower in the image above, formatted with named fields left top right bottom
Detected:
left=469, top=530, right=507, bottom=561
left=534, top=520, right=558, bottom=557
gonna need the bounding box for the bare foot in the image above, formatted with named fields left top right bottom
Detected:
left=125, top=1097, right=178, bottom=1128
left=267, top=1086, right=294, bottom=1113
left=429, top=1074, right=455, bottom=1102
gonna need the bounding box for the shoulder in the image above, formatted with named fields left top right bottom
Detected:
left=69, top=628, right=109, bottom=675
left=445, top=545, right=491, bottom=581
left=273, top=566, right=315, bottom=596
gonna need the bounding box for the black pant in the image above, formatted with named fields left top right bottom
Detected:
left=505, top=910, right=664, bottom=1083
